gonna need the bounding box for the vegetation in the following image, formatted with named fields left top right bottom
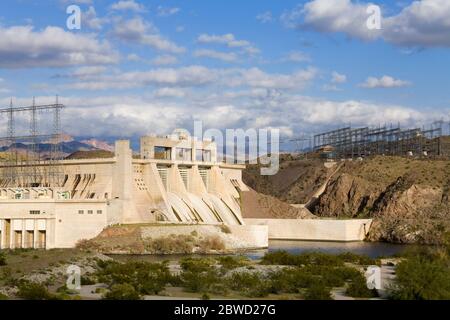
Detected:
left=345, top=273, right=378, bottom=298
left=261, top=250, right=378, bottom=267
left=103, top=283, right=140, bottom=300
left=17, top=281, right=55, bottom=300
left=389, top=245, right=450, bottom=300
left=96, top=260, right=175, bottom=297
left=0, top=251, right=6, bottom=266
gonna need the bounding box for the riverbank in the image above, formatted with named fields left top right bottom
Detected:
left=1, top=239, right=447, bottom=300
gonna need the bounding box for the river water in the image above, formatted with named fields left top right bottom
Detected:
left=246, top=240, right=412, bottom=259
left=110, top=240, right=413, bottom=263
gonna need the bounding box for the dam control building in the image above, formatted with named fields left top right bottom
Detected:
left=0, top=131, right=255, bottom=249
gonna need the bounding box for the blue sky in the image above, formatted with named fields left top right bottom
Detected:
left=0, top=0, right=449, bottom=144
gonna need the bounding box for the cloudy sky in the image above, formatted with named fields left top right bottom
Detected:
left=0, top=0, right=449, bottom=147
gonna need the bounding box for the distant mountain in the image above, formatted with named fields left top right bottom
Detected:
left=80, top=138, right=114, bottom=152
left=0, top=136, right=115, bottom=159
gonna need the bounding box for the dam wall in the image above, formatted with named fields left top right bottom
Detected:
left=244, top=218, right=372, bottom=242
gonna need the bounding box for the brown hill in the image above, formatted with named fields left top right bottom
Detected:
left=244, top=155, right=450, bottom=244
left=241, top=187, right=315, bottom=219
left=243, top=154, right=332, bottom=204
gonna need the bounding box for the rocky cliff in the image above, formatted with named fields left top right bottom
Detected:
left=244, top=155, right=450, bottom=245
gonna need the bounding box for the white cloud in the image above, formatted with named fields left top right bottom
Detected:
left=359, top=75, right=411, bottom=88
left=322, top=84, right=340, bottom=92
left=383, top=0, right=450, bottom=47
left=152, top=55, right=179, bottom=66
left=285, top=0, right=450, bottom=47
left=193, top=49, right=238, bottom=62
left=64, top=66, right=318, bottom=91
left=228, top=67, right=318, bottom=90
left=198, top=33, right=250, bottom=47
left=331, top=71, right=347, bottom=84
left=157, top=6, right=180, bottom=17
left=0, top=26, right=119, bottom=68
left=127, top=53, right=142, bottom=62
left=154, top=87, right=186, bottom=98
left=83, top=6, right=106, bottom=30
left=69, top=66, right=108, bottom=78
left=256, top=11, right=273, bottom=23
left=66, top=66, right=217, bottom=90
left=197, top=33, right=259, bottom=55
left=282, top=51, right=310, bottom=62
left=176, top=26, right=185, bottom=32
left=110, top=0, right=145, bottom=12
left=5, top=93, right=437, bottom=140
left=112, top=17, right=185, bottom=53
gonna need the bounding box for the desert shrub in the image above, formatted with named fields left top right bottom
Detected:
left=81, top=275, right=97, bottom=285
left=226, top=272, right=270, bottom=297
left=145, top=235, right=195, bottom=254
left=337, top=252, right=378, bottom=266
left=260, top=251, right=300, bottom=265
left=268, top=268, right=315, bottom=294
left=179, top=258, right=222, bottom=293
left=261, top=251, right=344, bottom=267
left=201, top=293, right=211, bottom=300
left=345, top=273, right=378, bottom=298
left=181, top=270, right=221, bottom=293
left=180, top=258, right=215, bottom=273
left=103, top=283, right=140, bottom=300
left=0, top=251, right=6, bottom=266
left=198, top=236, right=226, bottom=252
left=17, top=281, right=55, bottom=300
left=96, top=260, right=172, bottom=296
left=217, top=256, right=248, bottom=272
left=389, top=253, right=450, bottom=300
left=304, top=281, right=332, bottom=300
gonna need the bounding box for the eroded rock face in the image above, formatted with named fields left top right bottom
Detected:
left=368, top=180, right=449, bottom=244
left=313, top=173, right=450, bottom=244
left=313, top=174, right=381, bottom=218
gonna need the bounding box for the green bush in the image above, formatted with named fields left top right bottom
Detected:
left=0, top=251, right=7, bottom=266
left=268, top=268, right=315, bottom=294
left=337, top=252, right=378, bottom=266
left=180, top=257, right=215, bottom=273
left=181, top=269, right=221, bottom=293
left=345, top=274, right=378, bottom=298
left=389, top=253, right=450, bottom=300
left=226, top=272, right=270, bottom=297
left=261, top=251, right=344, bottom=267
left=96, top=260, right=173, bottom=296
left=103, top=284, right=141, bottom=300
left=217, top=256, right=248, bottom=272
left=17, top=281, right=55, bottom=300
left=0, top=293, right=8, bottom=300
left=304, top=281, right=332, bottom=300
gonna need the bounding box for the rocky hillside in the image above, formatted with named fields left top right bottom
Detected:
left=244, top=155, right=450, bottom=245
left=240, top=188, right=315, bottom=219
left=243, top=154, right=332, bottom=204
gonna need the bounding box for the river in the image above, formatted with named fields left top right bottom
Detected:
left=110, top=240, right=413, bottom=263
